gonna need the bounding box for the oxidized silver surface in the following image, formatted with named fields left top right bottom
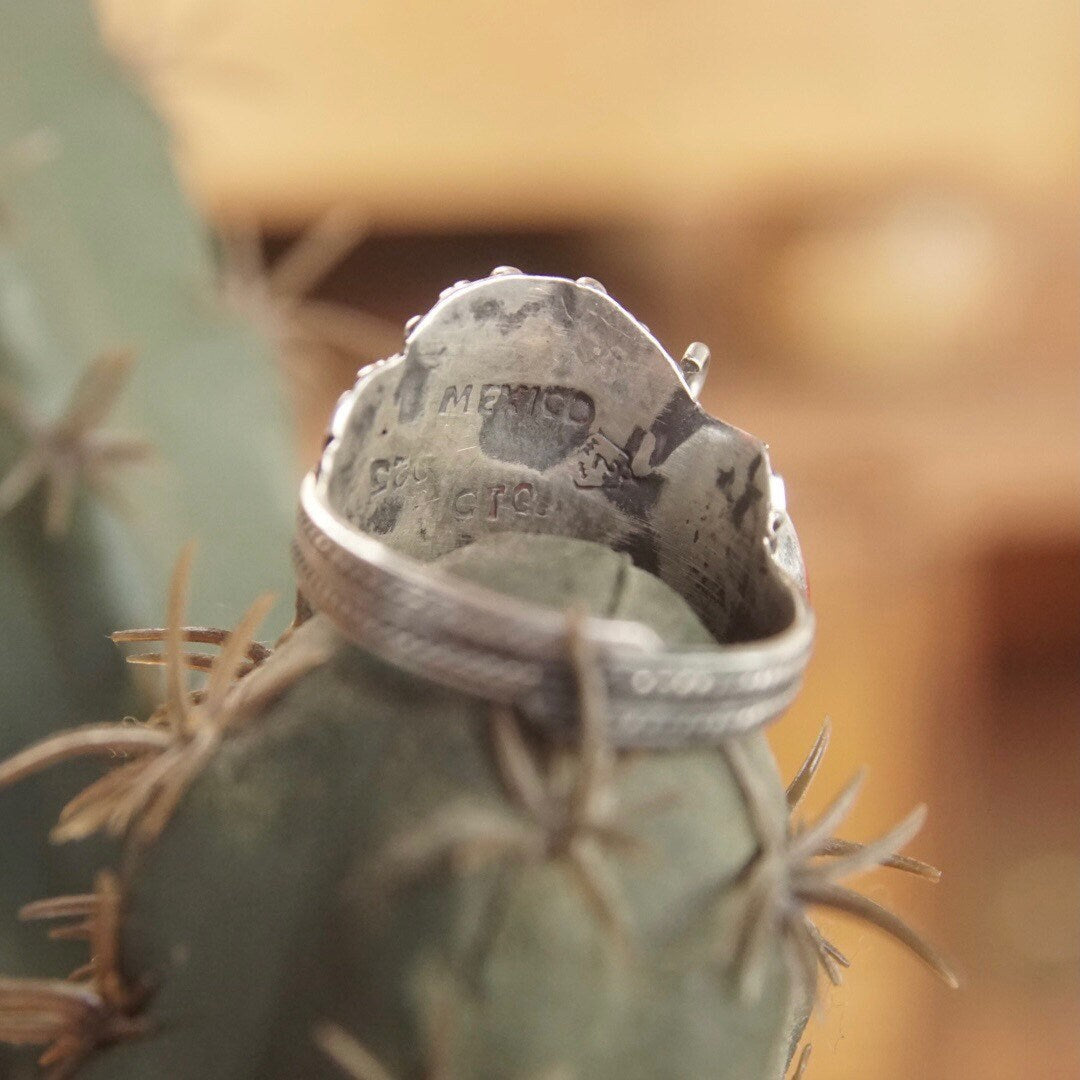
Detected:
left=293, top=269, right=814, bottom=746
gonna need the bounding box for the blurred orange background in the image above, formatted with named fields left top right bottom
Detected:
left=96, top=1, right=1079, bottom=1076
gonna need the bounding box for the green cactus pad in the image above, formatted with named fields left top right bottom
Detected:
left=74, top=535, right=804, bottom=1080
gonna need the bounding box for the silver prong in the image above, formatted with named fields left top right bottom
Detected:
left=404, top=315, right=421, bottom=335
left=680, top=342, right=710, bottom=400
left=576, top=277, right=606, bottom=294
left=490, top=266, right=522, bottom=276
left=769, top=473, right=787, bottom=515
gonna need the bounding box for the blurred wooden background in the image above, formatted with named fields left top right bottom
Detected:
left=97, top=2, right=1079, bottom=1076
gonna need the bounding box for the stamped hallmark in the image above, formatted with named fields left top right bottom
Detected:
left=438, top=383, right=594, bottom=425
left=369, top=454, right=435, bottom=495
left=574, top=431, right=656, bottom=489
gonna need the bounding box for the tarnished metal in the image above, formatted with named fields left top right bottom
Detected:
left=293, top=270, right=813, bottom=746
left=679, top=342, right=711, bottom=400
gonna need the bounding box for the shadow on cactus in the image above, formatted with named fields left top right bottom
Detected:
left=316, top=1019, right=814, bottom=1080
left=370, top=616, right=656, bottom=961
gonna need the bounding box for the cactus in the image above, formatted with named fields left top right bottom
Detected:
left=0, top=5, right=294, bottom=1072
left=0, top=0, right=295, bottom=623
left=0, top=534, right=954, bottom=1078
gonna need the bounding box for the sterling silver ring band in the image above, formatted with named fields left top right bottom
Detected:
left=294, top=476, right=814, bottom=746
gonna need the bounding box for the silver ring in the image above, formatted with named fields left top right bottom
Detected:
left=292, top=270, right=814, bottom=746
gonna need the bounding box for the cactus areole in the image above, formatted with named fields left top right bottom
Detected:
left=293, top=269, right=814, bottom=747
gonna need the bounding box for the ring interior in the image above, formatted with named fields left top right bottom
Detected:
left=322, top=275, right=801, bottom=647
